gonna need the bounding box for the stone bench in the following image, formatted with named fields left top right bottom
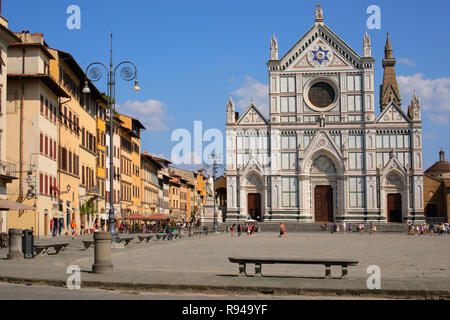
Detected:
left=34, top=243, right=70, bottom=256
left=82, top=240, right=95, bottom=250
left=119, top=236, right=135, bottom=245
left=155, top=233, right=169, bottom=241
left=228, top=257, right=359, bottom=279
left=137, top=234, right=154, bottom=243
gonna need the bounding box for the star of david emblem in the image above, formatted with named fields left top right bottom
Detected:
left=312, top=46, right=329, bottom=65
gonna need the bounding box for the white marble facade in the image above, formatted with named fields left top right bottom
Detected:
left=225, top=7, right=425, bottom=224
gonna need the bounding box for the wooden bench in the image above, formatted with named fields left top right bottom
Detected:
left=119, top=236, right=135, bottom=245
left=155, top=233, right=169, bottom=241
left=34, top=243, right=70, bottom=256
left=228, top=257, right=359, bottom=279
left=137, top=234, right=154, bottom=243
left=82, top=240, right=95, bottom=250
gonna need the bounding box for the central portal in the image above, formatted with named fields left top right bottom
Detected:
left=314, top=186, right=333, bottom=222
left=247, top=193, right=262, bottom=222
left=387, top=193, right=402, bottom=223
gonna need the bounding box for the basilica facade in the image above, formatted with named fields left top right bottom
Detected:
left=225, top=6, right=425, bottom=224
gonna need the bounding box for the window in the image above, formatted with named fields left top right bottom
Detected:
left=45, top=99, right=49, bottom=118
left=80, top=165, right=85, bottom=185
left=40, top=96, right=44, bottom=114
left=282, top=177, right=297, bottom=207
left=39, top=173, right=43, bottom=194
left=40, top=133, right=43, bottom=153
left=349, top=177, right=365, bottom=207
left=45, top=136, right=48, bottom=156
left=69, top=151, right=72, bottom=174
left=49, top=138, right=53, bottom=158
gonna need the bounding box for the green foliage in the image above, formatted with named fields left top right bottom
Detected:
left=80, top=199, right=96, bottom=217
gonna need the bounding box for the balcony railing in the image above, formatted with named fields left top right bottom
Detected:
left=0, top=161, right=18, bottom=179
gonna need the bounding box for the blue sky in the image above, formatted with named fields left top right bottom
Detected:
left=5, top=0, right=450, bottom=171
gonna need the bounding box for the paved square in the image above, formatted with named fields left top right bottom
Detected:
left=0, top=232, right=449, bottom=297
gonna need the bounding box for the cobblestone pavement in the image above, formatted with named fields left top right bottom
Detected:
left=0, top=232, right=449, bottom=298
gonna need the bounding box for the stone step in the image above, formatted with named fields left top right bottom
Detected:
left=219, top=222, right=409, bottom=233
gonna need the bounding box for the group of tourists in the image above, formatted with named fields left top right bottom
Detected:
left=230, top=223, right=258, bottom=237
left=408, top=222, right=449, bottom=235
left=325, top=222, right=377, bottom=234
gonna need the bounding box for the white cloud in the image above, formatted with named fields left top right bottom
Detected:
left=117, top=99, right=170, bottom=131
left=232, top=76, right=269, bottom=116
left=397, top=58, right=415, bottom=67
left=397, top=73, right=450, bottom=124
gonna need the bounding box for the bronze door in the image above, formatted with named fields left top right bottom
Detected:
left=387, top=194, right=402, bottom=223
left=315, top=186, right=333, bottom=222
left=248, top=193, right=261, bottom=221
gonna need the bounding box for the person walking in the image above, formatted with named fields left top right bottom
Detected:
left=238, top=224, right=242, bottom=237
left=230, top=224, right=235, bottom=237
left=279, top=223, right=286, bottom=238
left=342, top=221, right=346, bottom=234
left=70, top=221, right=77, bottom=240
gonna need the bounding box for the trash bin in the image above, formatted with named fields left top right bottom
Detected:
left=22, top=229, right=34, bottom=259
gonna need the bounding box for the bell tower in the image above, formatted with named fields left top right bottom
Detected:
left=380, top=32, right=401, bottom=111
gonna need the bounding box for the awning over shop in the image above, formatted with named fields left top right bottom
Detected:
left=146, top=214, right=170, bottom=221
left=0, top=200, right=35, bottom=211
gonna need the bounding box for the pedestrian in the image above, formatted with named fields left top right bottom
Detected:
left=348, top=223, right=352, bottom=232
left=58, top=220, right=62, bottom=236
left=230, top=224, right=235, bottom=237
left=70, top=221, right=77, bottom=239
left=279, top=222, right=286, bottom=238
left=50, top=219, right=54, bottom=238
left=94, top=218, right=99, bottom=233
left=342, top=221, right=346, bottom=234
left=331, top=222, right=336, bottom=234
left=238, top=224, right=242, bottom=237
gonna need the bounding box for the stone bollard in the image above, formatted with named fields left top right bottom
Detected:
left=92, top=232, right=113, bottom=274
left=7, top=229, right=23, bottom=260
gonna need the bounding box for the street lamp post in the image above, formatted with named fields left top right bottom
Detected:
left=83, top=33, right=140, bottom=244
